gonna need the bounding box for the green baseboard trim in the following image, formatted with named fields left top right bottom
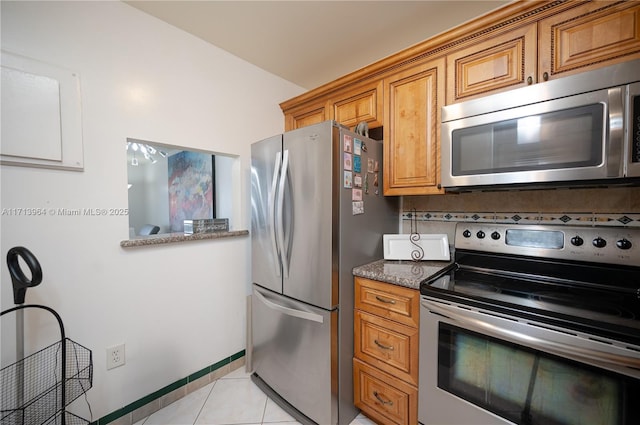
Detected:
left=93, top=350, right=245, bottom=425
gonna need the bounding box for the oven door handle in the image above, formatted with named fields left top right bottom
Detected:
left=424, top=300, right=640, bottom=376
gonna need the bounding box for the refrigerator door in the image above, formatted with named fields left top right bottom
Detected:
left=252, top=284, right=337, bottom=425
left=251, top=134, right=284, bottom=294
left=282, top=122, right=336, bottom=309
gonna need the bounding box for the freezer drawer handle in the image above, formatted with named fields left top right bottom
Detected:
left=375, top=295, right=396, bottom=305
left=374, top=340, right=394, bottom=351
left=253, top=288, right=324, bottom=323
left=373, top=391, right=394, bottom=406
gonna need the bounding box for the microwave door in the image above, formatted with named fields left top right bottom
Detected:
left=627, top=82, right=640, bottom=177
left=442, top=88, right=618, bottom=189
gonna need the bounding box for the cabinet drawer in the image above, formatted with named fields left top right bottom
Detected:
left=353, top=358, right=417, bottom=425
left=354, top=310, right=419, bottom=386
left=355, top=277, right=419, bottom=328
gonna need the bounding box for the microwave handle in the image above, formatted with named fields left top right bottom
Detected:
left=606, top=87, right=624, bottom=177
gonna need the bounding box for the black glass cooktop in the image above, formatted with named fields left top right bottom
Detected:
left=420, top=251, right=640, bottom=346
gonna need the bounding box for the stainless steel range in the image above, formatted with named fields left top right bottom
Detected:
left=419, top=222, right=640, bottom=425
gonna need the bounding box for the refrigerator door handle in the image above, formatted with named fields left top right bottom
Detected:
left=269, top=152, right=282, bottom=276
left=253, top=287, right=324, bottom=323
left=277, top=149, right=290, bottom=278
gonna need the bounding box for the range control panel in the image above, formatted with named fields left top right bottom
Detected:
left=454, top=223, right=640, bottom=267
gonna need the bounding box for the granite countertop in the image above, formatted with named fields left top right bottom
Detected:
left=353, top=258, right=454, bottom=290
left=120, top=229, right=248, bottom=248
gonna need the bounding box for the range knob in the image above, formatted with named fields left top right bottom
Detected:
left=570, top=236, right=584, bottom=247
left=477, top=230, right=486, bottom=239
left=462, top=230, right=472, bottom=238
left=616, top=238, right=632, bottom=250
left=491, top=231, right=501, bottom=240
left=592, top=237, right=607, bottom=248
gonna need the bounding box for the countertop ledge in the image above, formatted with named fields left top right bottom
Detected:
left=120, top=230, right=249, bottom=248
left=353, top=258, right=454, bottom=290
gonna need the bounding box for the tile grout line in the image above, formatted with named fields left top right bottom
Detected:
left=192, top=379, right=217, bottom=425
left=260, top=390, right=268, bottom=425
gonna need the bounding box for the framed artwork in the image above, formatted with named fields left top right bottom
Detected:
left=168, top=151, right=215, bottom=232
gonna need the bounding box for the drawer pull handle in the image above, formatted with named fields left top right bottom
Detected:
left=375, top=295, right=396, bottom=305
left=373, top=391, right=394, bottom=406
left=374, top=339, right=394, bottom=351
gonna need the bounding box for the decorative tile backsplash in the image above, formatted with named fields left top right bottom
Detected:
left=401, top=186, right=640, bottom=228
left=401, top=211, right=640, bottom=227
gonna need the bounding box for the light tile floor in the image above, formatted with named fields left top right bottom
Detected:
left=133, top=367, right=376, bottom=425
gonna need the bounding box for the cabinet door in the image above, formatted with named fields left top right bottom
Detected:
left=284, top=101, right=328, bottom=131
left=538, top=1, right=640, bottom=81
left=446, top=23, right=537, bottom=104
left=332, top=80, right=383, bottom=129
left=383, top=58, right=445, bottom=196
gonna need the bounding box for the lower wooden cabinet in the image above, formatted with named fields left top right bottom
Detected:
left=353, top=277, right=420, bottom=425
left=353, top=358, right=418, bottom=425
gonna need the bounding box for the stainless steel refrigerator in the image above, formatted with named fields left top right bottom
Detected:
left=250, top=121, right=398, bottom=424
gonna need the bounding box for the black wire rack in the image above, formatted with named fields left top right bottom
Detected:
left=1, top=305, right=93, bottom=425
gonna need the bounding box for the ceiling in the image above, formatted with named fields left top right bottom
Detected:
left=124, top=0, right=510, bottom=90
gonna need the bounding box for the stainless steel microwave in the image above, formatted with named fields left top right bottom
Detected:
left=441, top=60, right=640, bottom=190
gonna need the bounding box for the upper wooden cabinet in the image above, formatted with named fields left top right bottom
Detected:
left=282, top=80, right=383, bottom=131
left=538, top=1, right=640, bottom=81
left=280, top=0, right=640, bottom=194
left=446, top=23, right=537, bottom=104
left=383, top=58, right=445, bottom=196
left=331, top=80, right=383, bottom=129
left=284, top=101, right=328, bottom=131
left=447, top=1, right=640, bottom=103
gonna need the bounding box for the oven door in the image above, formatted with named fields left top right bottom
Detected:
left=419, top=296, right=640, bottom=425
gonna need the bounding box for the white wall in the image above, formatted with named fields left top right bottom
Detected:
left=0, top=0, right=304, bottom=420
left=215, top=155, right=236, bottom=224
left=127, top=159, right=170, bottom=234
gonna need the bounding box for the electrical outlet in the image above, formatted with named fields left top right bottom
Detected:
left=106, top=344, right=125, bottom=370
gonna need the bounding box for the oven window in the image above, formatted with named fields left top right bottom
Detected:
left=451, top=104, right=604, bottom=176
left=438, top=324, right=639, bottom=425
